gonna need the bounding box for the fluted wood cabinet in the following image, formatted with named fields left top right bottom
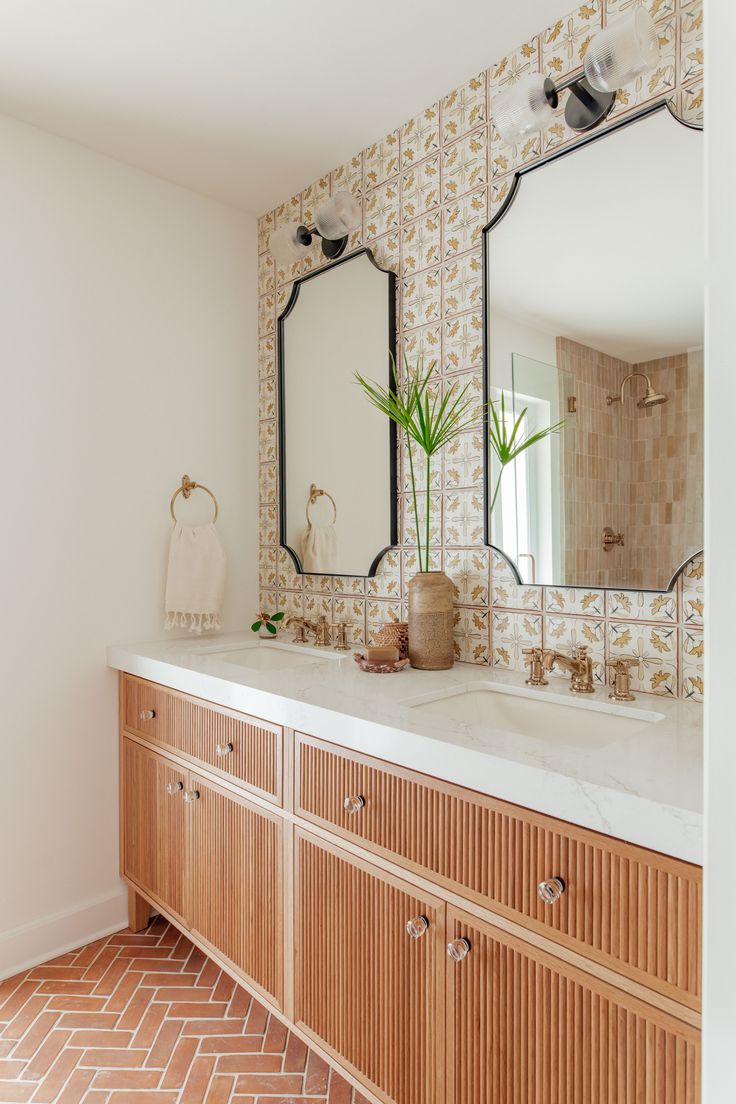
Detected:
left=119, top=674, right=702, bottom=1104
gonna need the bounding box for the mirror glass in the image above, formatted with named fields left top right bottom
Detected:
left=279, top=249, right=396, bottom=577
left=485, top=107, right=703, bottom=591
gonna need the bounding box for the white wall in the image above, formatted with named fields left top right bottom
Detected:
left=0, top=115, right=258, bottom=975
left=703, top=4, right=736, bottom=1099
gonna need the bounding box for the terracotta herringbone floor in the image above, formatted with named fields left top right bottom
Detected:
left=0, top=916, right=370, bottom=1104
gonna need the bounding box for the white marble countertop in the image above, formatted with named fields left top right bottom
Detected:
left=107, top=632, right=703, bottom=864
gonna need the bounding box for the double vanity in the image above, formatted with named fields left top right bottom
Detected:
left=108, top=632, right=703, bottom=1104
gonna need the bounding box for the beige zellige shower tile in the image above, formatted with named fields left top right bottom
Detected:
left=364, top=179, right=400, bottom=240
left=401, top=211, right=442, bottom=274
left=401, top=104, right=441, bottom=167
left=442, top=187, right=487, bottom=257
left=492, top=611, right=543, bottom=670
left=332, top=153, right=364, bottom=198
left=442, top=127, right=488, bottom=202
left=445, top=548, right=490, bottom=606
left=679, top=0, right=704, bottom=86
left=442, top=252, right=483, bottom=318
left=545, top=587, right=605, bottom=616
left=680, top=554, right=704, bottom=625
left=442, top=72, right=487, bottom=144
left=364, top=130, right=400, bottom=190
left=443, top=311, right=484, bottom=376
left=489, top=37, right=539, bottom=98
left=544, top=615, right=606, bottom=684
left=453, top=607, right=490, bottom=664
left=402, top=267, right=442, bottom=331
left=607, top=590, right=677, bottom=622
left=607, top=621, right=678, bottom=696
left=401, top=157, right=441, bottom=223
left=541, top=3, right=602, bottom=80
left=680, top=627, right=704, bottom=702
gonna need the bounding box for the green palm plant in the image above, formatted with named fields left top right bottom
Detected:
left=355, top=354, right=481, bottom=572
left=488, top=390, right=565, bottom=515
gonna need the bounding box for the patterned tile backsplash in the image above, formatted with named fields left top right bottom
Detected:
left=256, top=0, right=704, bottom=702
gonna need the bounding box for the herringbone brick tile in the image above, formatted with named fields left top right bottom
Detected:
left=0, top=921, right=368, bottom=1103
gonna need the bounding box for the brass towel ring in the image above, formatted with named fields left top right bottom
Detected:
left=170, top=474, right=219, bottom=523
left=306, top=482, right=337, bottom=526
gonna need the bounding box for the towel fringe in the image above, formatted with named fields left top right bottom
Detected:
left=164, top=610, right=222, bottom=634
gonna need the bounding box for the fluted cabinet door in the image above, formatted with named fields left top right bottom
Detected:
left=295, top=831, right=444, bottom=1104
left=187, top=775, right=284, bottom=1008
left=446, top=905, right=700, bottom=1104
left=121, top=737, right=187, bottom=923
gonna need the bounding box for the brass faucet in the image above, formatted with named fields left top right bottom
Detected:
left=542, top=645, right=595, bottom=694
left=607, top=657, right=637, bottom=701
left=286, top=616, right=331, bottom=647
left=522, top=647, right=548, bottom=687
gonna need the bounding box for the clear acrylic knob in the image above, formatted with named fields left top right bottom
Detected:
left=343, top=795, right=366, bottom=816
left=447, top=937, right=471, bottom=962
left=183, top=789, right=200, bottom=803
left=215, top=742, right=234, bottom=757
left=406, top=915, right=429, bottom=939
left=166, top=781, right=183, bottom=795
left=139, top=709, right=156, bottom=721
left=538, top=877, right=566, bottom=904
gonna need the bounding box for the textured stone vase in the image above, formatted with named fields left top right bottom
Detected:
left=407, top=571, right=454, bottom=671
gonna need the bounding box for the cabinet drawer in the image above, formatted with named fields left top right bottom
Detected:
left=123, top=675, right=282, bottom=804
left=295, top=734, right=702, bottom=1009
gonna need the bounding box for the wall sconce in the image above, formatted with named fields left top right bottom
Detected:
left=494, top=8, right=660, bottom=144
left=270, top=190, right=362, bottom=267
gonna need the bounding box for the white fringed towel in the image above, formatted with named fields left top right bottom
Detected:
left=165, top=523, right=226, bottom=633
left=300, top=524, right=338, bottom=573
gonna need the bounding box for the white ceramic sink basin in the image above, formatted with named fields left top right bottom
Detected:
left=192, top=641, right=342, bottom=672
left=405, top=682, right=664, bottom=748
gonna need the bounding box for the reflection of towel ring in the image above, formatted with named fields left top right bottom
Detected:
left=170, top=473, right=219, bottom=523
left=306, top=482, right=337, bottom=526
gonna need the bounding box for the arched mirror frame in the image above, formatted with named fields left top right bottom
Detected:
left=481, top=96, right=704, bottom=592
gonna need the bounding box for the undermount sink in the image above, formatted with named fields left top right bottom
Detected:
left=404, top=682, right=665, bottom=748
left=193, top=641, right=342, bottom=672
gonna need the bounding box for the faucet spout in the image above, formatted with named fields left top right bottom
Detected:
left=541, top=647, right=595, bottom=693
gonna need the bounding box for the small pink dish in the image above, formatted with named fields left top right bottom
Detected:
left=353, top=652, right=411, bottom=674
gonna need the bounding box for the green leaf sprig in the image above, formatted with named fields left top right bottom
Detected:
left=488, top=391, right=565, bottom=515
left=251, top=611, right=285, bottom=636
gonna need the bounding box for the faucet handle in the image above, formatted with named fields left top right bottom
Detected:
left=333, top=622, right=350, bottom=651
left=607, top=657, right=637, bottom=702
left=522, top=647, right=548, bottom=687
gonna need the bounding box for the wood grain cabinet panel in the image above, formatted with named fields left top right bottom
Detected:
left=446, top=905, right=700, bottom=1104
left=123, top=675, right=282, bottom=803
left=296, top=735, right=701, bottom=1009
left=295, top=832, right=444, bottom=1104
left=121, top=737, right=187, bottom=923
left=187, top=775, right=284, bottom=1008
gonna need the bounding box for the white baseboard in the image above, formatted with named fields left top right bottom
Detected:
left=0, top=886, right=129, bottom=980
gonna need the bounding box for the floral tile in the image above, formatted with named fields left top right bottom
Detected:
left=400, top=321, right=442, bottom=366
left=258, top=336, right=276, bottom=381
left=259, top=546, right=278, bottom=590
left=366, top=550, right=402, bottom=599
left=679, top=0, right=703, bottom=86
left=445, top=547, right=490, bottom=606
left=540, top=98, right=578, bottom=158
left=442, top=73, right=487, bottom=144
left=453, top=607, right=490, bottom=664
left=370, top=229, right=401, bottom=274
left=402, top=267, right=442, bottom=330
left=401, top=212, right=442, bottom=274
left=258, top=375, right=277, bottom=420
left=680, top=627, right=704, bottom=701
left=604, top=0, right=675, bottom=18
left=443, top=488, right=485, bottom=546
left=276, top=281, right=295, bottom=318
left=258, top=293, right=275, bottom=339
left=303, top=571, right=333, bottom=594
left=259, top=462, right=278, bottom=507
left=443, top=311, right=483, bottom=375
left=680, top=554, right=704, bottom=625
left=273, top=193, right=301, bottom=229
left=607, top=621, right=677, bottom=696
left=400, top=493, right=442, bottom=549
left=365, top=179, right=400, bottom=240
left=275, top=589, right=304, bottom=621
left=606, top=589, right=677, bottom=622
left=333, top=575, right=366, bottom=597
left=490, top=175, right=514, bottom=218
left=302, top=175, right=331, bottom=226
left=259, top=588, right=278, bottom=618
left=258, top=419, right=277, bottom=464
left=442, top=252, right=483, bottom=317
left=259, top=506, right=278, bottom=547
left=364, top=131, right=400, bottom=189
left=333, top=596, right=367, bottom=645
left=258, top=210, right=274, bottom=255
left=443, top=127, right=488, bottom=201
left=258, top=251, right=275, bottom=294
left=332, top=153, right=364, bottom=197
left=278, top=548, right=303, bottom=590
left=401, top=548, right=442, bottom=583
left=367, top=599, right=404, bottom=645
left=543, top=615, right=606, bottom=684
left=304, top=593, right=333, bottom=621
left=489, top=38, right=540, bottom=97
left=402, top=105, right=441, bottom=167
left=492, top=578, right=543, bottom=611
left=443, top=429, right=484, bottom=489
left=541, top=4, right=602, bottom=81
left=609, top=16, right=676, bottom=116
left=544, top=587, right=605, bottom=617
left=442, top=187, right=487, bottom=257
left=490, top=125, right=542, bottom=179
left=670, top=78, right=703, bottom=127
left=492, top=611, right=543, bottom=670
left=401, top=156, right=441, bottom=223
left=402, top=437, right=442, bottom=492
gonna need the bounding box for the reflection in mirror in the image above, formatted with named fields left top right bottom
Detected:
left=485, top=106, right=703, bottom=591
left=278, top=249, right=396, bottom=577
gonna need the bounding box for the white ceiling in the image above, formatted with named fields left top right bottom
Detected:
left=0, top=0, right=566, bottom=213
left=489, top=109, right=704, bottom=364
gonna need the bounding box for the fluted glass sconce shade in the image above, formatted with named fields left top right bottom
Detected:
left=494, top=74, right=558, bottom=145
left=314, top=190, right=362, bottom=240
left=270, top=222, right=309, bottom=266
left=584, top=9, right=659, bottom=93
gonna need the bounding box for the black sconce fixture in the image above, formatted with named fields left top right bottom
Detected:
left=270, top=191, right=362, bottom=267
left=494, top=8, right=660, bottom=144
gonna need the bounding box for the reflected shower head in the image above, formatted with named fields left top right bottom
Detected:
left=606, top=371, right=668, bottom=409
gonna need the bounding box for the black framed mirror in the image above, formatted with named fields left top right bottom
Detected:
left=278, top=248, right=397, bottom=577
left=483, top=101, right=704, bottom=592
